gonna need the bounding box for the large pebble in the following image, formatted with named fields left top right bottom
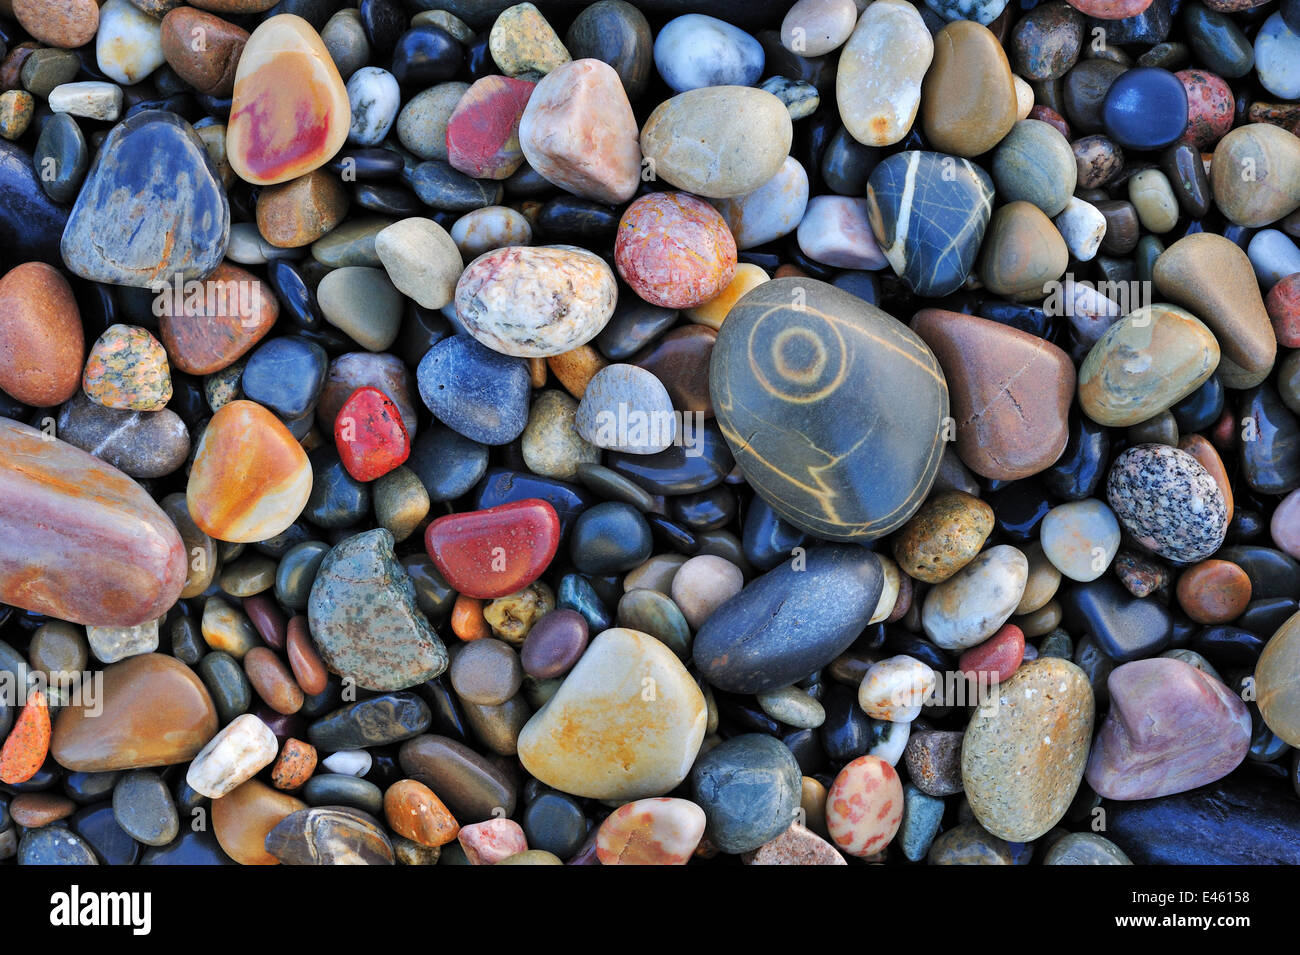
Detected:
left=615, top=192, right=736, bottom=309
left=0, top=262, right=83, bottom=406
left=836, top=0, right=933, bottom=147
left=922, top=544, right=1028, bottom=650
left=653, top=14, right=763, bottom=92
left=690, top=734, right=801, bottom=854
left=595, top=797, right=706, bottom=864
left=825, top=754, right=904, bottom=857
left=1105, top=444, right=1228, bottom=563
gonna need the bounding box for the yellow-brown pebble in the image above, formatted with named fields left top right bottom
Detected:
left=891, top=491, right=995, bottom=584
left=484, top=581, right=555, bottom=645
left=384, top=779, right=460, bottom=847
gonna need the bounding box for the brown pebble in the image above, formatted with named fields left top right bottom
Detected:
left=286, top=615, right=328, bottom=696
left=242, top=593, right=287, bottom=650
left=9, top=791, right=76, bottom=827
left=1176, top=559, right=1251, bottom=624
left=451, top=594, right=490, bottom=642
left=270, top=737, right=317, bottom=790
left=547, top=345, right=606, bottom=398
left=243, top=646, right=304, bottom=715
left=0, top=262, right=84, bottom=406
left=384, top=778, right=460, bottom=848
left=160, top=7, right=248, bottom=97
left=255, top=170, right=349, bottom=248
left=12, top=0, right=99, bottom=49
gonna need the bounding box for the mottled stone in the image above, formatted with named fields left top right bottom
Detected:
left=489, top=3, right=569, bottom=78
left=1106, top=444, right=1228, bottom=563
left=825, top=754, right=903, bottom=857
left=596, top=797, right=706, bottom=864
left=892, top=491, right=995, bottom=584
left=158, top=263, right=278, bottom=375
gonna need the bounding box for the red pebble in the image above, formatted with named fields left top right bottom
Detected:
left=0, top=689, right=50, bottom=785
left=1028, top=105, right=1070, bottom=140
left=334, top=386, right=410, bottom=482
left=614, top=192, right=737, bottom=309
left=425, top=499, right=560, bottom=599
left=958, top=623, right=1025, bottom=684
left=1176, top=69, right=1234, bottom=150
left=446, top=75, right=535, bottom=180
left=1267, top=273, right=1300, bottom=348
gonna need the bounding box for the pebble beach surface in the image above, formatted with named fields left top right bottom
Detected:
left=0, top=0, right=1299, bottom=869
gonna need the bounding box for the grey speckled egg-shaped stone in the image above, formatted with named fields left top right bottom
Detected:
left=1105, top=444, right=1228, bottom=563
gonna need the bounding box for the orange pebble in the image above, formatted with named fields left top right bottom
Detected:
left=1176, top=559, right=1252, bottom=625
left=1179, top=433, right=1233, bottom=523
left=452, top=594, right=491, bottom=641
left=528, top=356, right=548, bottom=389
left=0, top=689, right=50, bottom=785
left=384, top=779, right=460, bottom=847
left=547, top=345, right=606, bottom=398
left=773, top=264, right=808, bottom=279
left=270, top=737, right=317, bottom=790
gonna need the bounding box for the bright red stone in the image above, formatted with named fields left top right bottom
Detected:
left=446, top=75, right=535, bottom=180
left=334, top=386, right=410, bottom=482
left=958, top=623, right=1025, bottom=683
left=425, top=499, right=560, bottom=600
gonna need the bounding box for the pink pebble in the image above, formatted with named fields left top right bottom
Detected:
left=458, top=818, right=528, bottom=865
left=957, top=623, right=1025, bottom=684
left=825, top=755, right=903, bottom=858
left=1271, top=488, right=1300, bottom=560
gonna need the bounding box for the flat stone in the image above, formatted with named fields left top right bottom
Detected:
left=47, top=82, right=122, bottom=121
left=399, top=734, right=517, bottom=822
left=265, top=806, right=394, bottom=864
left=961, top=657, right=1094, bottom=841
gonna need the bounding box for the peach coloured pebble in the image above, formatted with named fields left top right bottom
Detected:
left=458, top=817, right=527, bottom=864
left=595, top=797, right=707, bottom=865
left=0, top=690, right=50, bottom=785
left=825, top=754, right=904, bottom=858
left=270, top=737, right=317, bottom=790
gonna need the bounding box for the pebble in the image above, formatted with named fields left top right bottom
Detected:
left=265, top=807, right=394, bottom=865
left=449, top=206, right=533, bottom=259
left=575, top=363, right=676, bottom=454
left=1256, top=610, right=1300, bottom=746
left=691, top=733, right=801, bottom=854
left=446, top=75, right=534, bottom=179
left=384, top=779, right=460, bottom=848
left=96, top=0, right=165, bottom=85
left=958, top=623, right=1026, bottom=682
left=710, top=156, right=808, bottom=251
left=978, top=200, right=1069, bottom=299
left=157, top=263, right=278, bottom=376
left=521, top=390, right=599, bottom=479
left=426, top=500, right=559, bottom=599
left=1105, top=443, right=1229, bottom=563
left=1040, top=499, right=1121, bottom=582
left=1255, top=12, right=1300, bottom=99
left=836, top=0, right=932, bottom=148
left=596, top=797, right=706, bottom=864
left=1176, top=559, right=1251, bottom=623
left=256, top=170, right=349, bottom=248
left=796, top=196, right=886, bottom=270
left=825, top=754, right=904, bottom=857
left=417, top=334, right=530, bottom=445
left=113, top=770, right=179, bottom=847
left=858, top=656, right=937, bottom=722
left=47, top=81, right=123, bottom=121
left=518, top=628, right=706, bottom=800
left=1086, top=657, right=1250, bottom=799
left=489, top=2, right=569, bottom=78
left=308, top=528, right=449, bottom=691
left=227, top=14, right=351, bottom=185
left=272, top=738, right=317, bottom=790
left=921, top=20, right=1018, bottom=157
left=640, top=86, right=792, bottom=198
left=654, top=15, right=763, bottom=92
left=992, top=119, right=1077, bottom=217
left=458, top=817, right=528, bottom=864
left=962, top=657, right=1094, bottom=841
left=1211, top=124, right=1300, bottom=228
left=0, top=262, right=83, bottom=407
left=922, top=544, right=1029, bottom=650
left=160, top=8, right=247, bottom=97
left=456, top=245, right=617, bottom=357
left=892, top=491, right=995, bottom=584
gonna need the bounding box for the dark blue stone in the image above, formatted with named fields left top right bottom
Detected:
left=538, top=196, right=619, bottom=244
left=669, top=485, right=735, bottom=531
left=465, top=35, right=497, bottom=81
left=416, top=676, right=470, bottom=744
left=327, top=148, right=406, bottom=180
left=240, top=336, right=328, bottom=419
left=71, top=804, right=141, bottom=865
left=390, top=25, right=464, bottom=87
left=1101, top=67, right=1188, bottom=150
left=1089, top=0, right=1172, bottom=45
left=266, top=0, right=342, bottom=30
left=1218, top=545, right=1300, bottom=599
left=1061, top=576, right=1173, bottom=662
left=308, top=692, right=432, bottom=752
left=830, top=270, right=880, bottom=307
left=742, top=494, right=807, bottom=572
left=1242, top=382, right=1300, bottom=495
left=18, top=826, right=100, bottom=865
left=883, top=628, right=952, bottom=672
left=407, top=425, right=489, bottom=502
left=304, top=448, right=370, bottom=529
left=819, top=684, right=874, bottom=764
left=301, top=773, right=384, bottom=816
left=820, top=124, right=880, bottom=196
left=978, top=300, right=1053, bottom=338
left=416, top=335, right=529, bottom=445
left=595, top=295, right=678, bottom=361
left=0, top=138, right=70, bottom=266
left=1170, top=372, right=1223, bottom=433
left=473, top=468, right=593, bottom=539
left=557, top=573, right=612, bottom=632
left=782, top=727, right=827, bottom=775
left=694, top=545, right=883, bottom=694
left=399, top=304, right=454, bottom=365
left=140, top=828, right=236, bottom=864
left=606, top=418, right=735, bottom=495
left=522, top=792, right=587, bottom=860
left=406, top=160, right=502, bottom=211
left=354, top=182, right=422, bottom=218
left=1237, top=598, right=1298, bottom=638
left=985, top=478, right=1052, bottom=542
left=570, top=501, right=654, bottom=575
left=1190, top=625, right=1266, bottom=668
left=1043, top=411, right=1110, bottom=500
left=33, top=113, right=88, bottom=205
left=715, top=692, right=782, bottom=736
left=689, top=733, right=801, bottom=854
left=361, top=0, right=406, bottom=56
left=62, top=771, right=119, bottom=805
left=646, top=513, right=699, bottom=554
left=1105, top=779, right=1300, bottom=864
left=61, top=110, right=229, bottom=286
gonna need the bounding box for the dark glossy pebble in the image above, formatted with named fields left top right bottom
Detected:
left=565, top=0, right=653, bottom=100
left=1062, top=59, right=1126, bottom=134
left=63, top=771, right=120, bottom=805
left=266, top=807, right=393, bottom=865
left=1242, top=384, right=1300, bottom=495
left=617, top=588, right=691, bottom=658
left=398, top=304, right=454, bottom=364
left=139, top=827, right=234, bottom=865
left=569, top=501, right=654, bottom=575
left=241, top=337, right=328, bottom=419
left=819, top=683, right=874, bottom=764
left=574, top=461, right=658, bottom=512
left=400, top=554, right=457, bottom=619
left=473, top=468, right=593, bottom=541
left=171, top=776, right=207, bottom=816
left=354, top=182, right=422, bottom=217
left=168, top=615, right=205, bottom=665
left=1170, top=373, right=1222, bottom=433
left=1073, top=635, right=1115, bottom=708
left=266, top=0, right=340, bottom=31
left=1134, top=236, right=1163, bottom=290
left=606, top=419, right=734, bottom=495
left=1088, top=0, right=1171, bottom=45
left=407, top=425, right=489, bottom=502
left=883, top=627, right=951, bottom=672
left=977, top=300, right=1052, bottom=338
left=10, top=758, right=61, bottom=792
left=1182, top=1, right=1254, bottom=79
left=696, top=545, right=882, bottom=694
left=274, top=540, right=329, bottom=612
left=18, top=826, right=99, bottom=865
left=1096, top=200, right=1141, bottom=254
left=328, top=148, right=406, bottom=180
left=1101, top=67, right=1188, bottom=151
left=416, top=676, right=471, bottom=744
left=741, top=495, right=808, bottom=573
left=71, top=804, right=141, bottom=866
left=1160, top=142, right=1211, bottom=219
left=522, top=790, right=588, bottom=860
left=305, top=447, right=371, bottom=529
left=1061, top=577, right=1173, bottom=663
left=1248, top=714, right=1290, bottom=763
left=308, top=691, right=432, bottom=752
left=646, top=513, right=698, bottom=554
left=1191, top=626, right=1266, bottom=668
left=1238, top=598, right=1298, bottom=638
left=398, top=734, right=517, bottom=823
left=782, top=728, right=826, bottom=775
left=538, top=196, right=620, bottom=244
left=1227, top=509, right=1266, bottom=544
left=360, top=0, right=406, bottom=57
left=831, top=271, right=880, bottom=307
left=253, top=523, right=313, bottom=561
left=0, top=139, right=69, bottom=266
left=464, top=34, right=497, bottom=82
left=390, top=25, right=464, bottom=87
left=757, top=29, right=835, bottom=92
left=196, top=651, right=252, bottom=725
left=266, top=260, right=323, bottom=332
left=821, top=125, right=879, bottom=196
left=520, top=609, right=589, bottom=679
left=715, top=692, right=781, bottom=737
left=33, top=113, right=88, bottom=204
left=669, top=485, right=734, bottom=531
left=503, top=162, right=553, bottom=197
left=985, top=478, right=1052, bottom=542
left=1284, top=0, right=1300, bottom=32
left=632, top=324, right=716, bottom=417
left=557, top=573, right=613, bottom=633
left=1105, top=778, right=1300, bottom=864
left=406, top=160, right=502, bottom=211
left=301, top=774, right=385, bottom=816
left=595, top=296, right=678, bottom=361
